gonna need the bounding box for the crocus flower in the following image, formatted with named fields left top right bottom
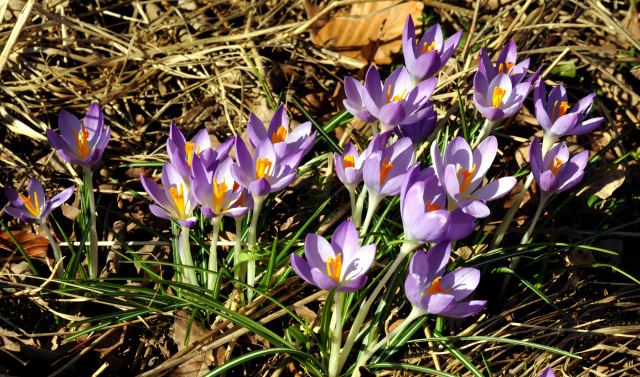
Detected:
left=140, top=162, right=197, bottom=227
left=247, top=104, right=316, bottom=160
left=363, top=136, right=414, bottom=202
left=191, top=156, right=250, bottom=218
left=290, top=219, right=375, bottom=292
left=477, top=40, right=540, bottom=86
left=4, top=178, right=75, bottom=223
left=405, top=242, right=486, bottom=318
left=431, top=136, right=516, bottom=218
left=473, top=73, right=531, bottom=122
left=343, top=76, right=378, bottom=123
left=362, top=66, right=437, bottom=133
left=231, top=137, right=303, bottom=198
left=539, top=368, right=555, bottom=377
left=167, top=122, right=233, bottom=176
left=402, top=15, right=463, bottom=86
left=534, top=80, right=604, bottom=151
left=395, top=102, right=437, bottom=152
left=46, top=103, right=111, bottom=166
left=529, top=138, right=588, bottom=195
left=333, top=142, right=365, bottom=191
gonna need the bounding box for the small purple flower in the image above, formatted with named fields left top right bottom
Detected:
left=534, top=80, right=604, bottom=144
left=404, top=242, right=486, bottom=318
left=539, top=368, right=555, bottom=377
left=247, top=104, right=316, bottom=160
left=167, top=122, right=233, bottom=175
left=333, top=142, right=365, bottom=191
left=140, top=162, right=197, bottom=227
left=231, top=137, right=303, bottom=198
left=362, top=66, right=437, bottom=133
left=473, top=72, right=531, bottom=122
left=4, top=178, right=75, bottom=223
left=363, top=136, right=414, bottom=201
left=477, top=40, right=540, bottom=86
left=432, top=136, right=517, bottom=218
left=290, top=219, right=376, bottom=292
left=529, top=138, right=588, bottom=195
left=46, top=103, right=111, bottom=166
left=395, top=102, right=437, bottom=151
left=191, top=156, right=251, bottom=218
left=402, top=15, right=463, bottom=86
left=343, top=76, right=378, bottom=123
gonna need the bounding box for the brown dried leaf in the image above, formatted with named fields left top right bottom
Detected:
left=315, top=1, right=424, bottom=65
left=578, top=164, right=626, bottom=200
left=0, top=229, right=49, bottom=260
left=170, top=310, right=212, bottom=377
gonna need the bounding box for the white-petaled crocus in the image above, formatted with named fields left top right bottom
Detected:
left=431, top=136, right=517, bottom=218
left=362, top=65, right=437, bottom=133
left=46, top=103, right=111, bottom=167
left=333, top=142, right=365, bottom=191
left=247, top=104, right=316, bottom=160
left=402, top=15, right=462, bottom=87
left=405, top=242, right=486, bottom=318
left=140, top=162, right=197, bottom=227
left=477, top=40, right=540, bottom=87
left=167, top=122, right=233, bottom=176
left=231, top=136, right=303, bottom=198
left=343, top=76, right=378, bottom=123
left=191, top=156, right=250, bottom=219
left=473, top=72, right=531, bottom=123
left=534, top=80, right=604, bottom=152
left=5, top=178, right=75, bottom=224
left=290, top=219, right=376, bottom=292
left=529, top=137, right=588, bottom=196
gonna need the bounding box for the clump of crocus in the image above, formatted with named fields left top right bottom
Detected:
left=5, top=177, right=75, bottom=278
left=534, top=80, right=604, bottom=153
left=431, top=136, right=516, bottom=218
left=402, top=15, right=463, bottom=87
left=167, top=122, right=233, bottom=177
left=247, top=104, right=316, bottom=160
left=477, top=40, right=540, bottom=87
left=530, top=138, right=589, bottom=198
left=343, top=76, right=378, bottom=124
left=46, top=103, right=110, bottom=279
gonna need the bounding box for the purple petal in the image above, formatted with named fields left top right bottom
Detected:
left=310, top=268, right=339, bottom=291
left=471, top=177, right=516, bottom=201
left=304, top=232, right=336, bottom=273
left=331, top=220, right=358, bottom=258
left=458, top=200, right=490, bottom=218
left=538, top=367, right=556, bottom=377
left=337, top=275, right=368, bottom=293
left=49, top=186, right=76, bottom=209
left=290, top=253, right=316, bottom=286
left=443, top=300, right=487, bottom=318
left=439, top=267, right=481, bottom=301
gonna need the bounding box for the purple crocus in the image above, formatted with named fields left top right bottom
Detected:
left=343, top=76, right=378, bottom=123
left=362, top=66, right=437, bottom=133
left=405, top=242, right=486, bottom=318
left=46, top=103, right=111, bottom=166
left=231, top=137, right=303, bottom=198
left=290, top=219, right=376, bottom=292
left=191, top=156, right=251, bottom=218
left=333, top=142, right=365, bottom=191
left=534, top=80, right=604, bottom=151
left=539, top=368, right=555, bottom=377
left=402, top=15, right=463, bottom=86
left=4, top=178, right=75, bottom=223
left=473, top=72, right=531, bottom=122
left=247, top=104, right=316, bottom=160
left=140, top=162, right=197, bottom=227
left=167, top=122, right=233, bottom=176
left=363, top=136, right=414, bottom=202
left=529, top=138, right=588, bottom=195
left=477, top=40, right=540, bottom=86
left=431, top=136, right=516, bottom=218
left=395, top=102, right=437, bottom=152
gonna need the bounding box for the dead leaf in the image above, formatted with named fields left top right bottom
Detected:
left=577, top=164, right=626, bottom=200
left=170, top=310, right=213, bottom=377
left=0, top=229, right=50, bottom=260
left=314, top=1, right=424, bottom=65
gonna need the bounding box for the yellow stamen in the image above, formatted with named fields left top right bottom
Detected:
left=326, top=254, right=342, bottom=283
left=19, top=191, right=40, bottom=217
left=550, top=100, right=570, bottom=123
left=457, top=164, right=476, bottom=194
left=548, top=157, right=563, bottom=176
left=425, top=200, right=441, bottom=212
left=379, top=157, right=393, bottom=185
left=420, top=41, right=436, bottom=55
left=271, top=126, right=288, bottom=144
left=256, top=158, right=272, bottom=180
left=425, top=276, right=452, bottom=296
left=492, top=87, right=507, bottom=108
left=343, top=155, right=355, bottom=169
left=185, top=142, right=196, bottom=167
left=213, top=178, right=228, bottom=212
left=498, top=61, right=515, bottom=74
left=169, top=184, right=186, bottom=214
left=73, top=123, right=90, bottom=159
left=387, top=86, right=407, bottom=103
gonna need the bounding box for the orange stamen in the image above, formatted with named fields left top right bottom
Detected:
left=213, top=178, right=228, bottom=212
left=420, top=41, right=436, bottom=55
left=233, top=182, right=246, bottom=207
left=498, top=61, right=515, bottom=74
left=19, top=191, right=40, bottom=217
left=326, top=254, right=342, bottom=283
left=387, top=86, right=407, bottom=103
left=271, top=126, right=288, bottom=144
left=379, top=157, right=393, bottom=185
left=185, top=142, right=195, bottom=167
left=73, top=123, right=90, bottom=159
left=425, top=276, right=452, bottom=296
left=425, top=200, right=441, bottom=212
left=457, top=164, right=476, bottom=194
left=343, top=155, right=355, bottom=169
left=550, top=100, right=570, bottom=123
left=548, top=157, right=563, bottom=176
left=492, top=87, right=507, bottom=108
left=169, top=184, right=186, bottom=214
left=256, top=158, right=272, bottom=180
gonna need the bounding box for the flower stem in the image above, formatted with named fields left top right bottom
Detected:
left=354, top=186, right=368, bottom=228
left=233, top=216, right=243, bottom=281
left=471, top=119, right=496, bottom=149
left=246, top=195, right=266, bottom=302
left=490, top=172, right=534, bottom=250
left=83, top=166, right=99, bottom=279
left=40, top=220, right=64, bottom=278
left=352, top=307, right=423, bottom=377
left=207, top=217, right=222, bottom=292
left=348, top=187, right=357, bottom=222
left=337, top=242, right=416, bottom=371
left=180, top=225, right=198, bottom=286
left=328, top=292, right=343, bottom=377
left=359, top=194, right=382, bottom=239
